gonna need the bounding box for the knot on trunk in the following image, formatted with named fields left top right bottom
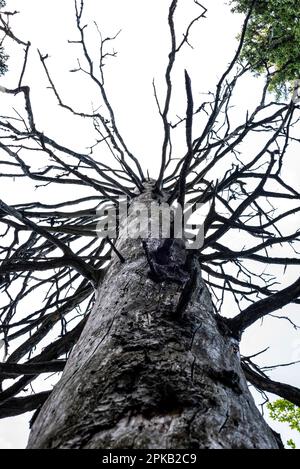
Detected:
left=143, top=238, right=190, bottom=285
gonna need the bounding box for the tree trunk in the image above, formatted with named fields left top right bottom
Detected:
left=27, top=184, right=280, bottom=449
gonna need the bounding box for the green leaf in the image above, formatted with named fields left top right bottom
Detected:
left=287, top=439, right=296, bottom=449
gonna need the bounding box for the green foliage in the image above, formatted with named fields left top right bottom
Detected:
left=0, top=0, right=8, bottom=76
left=267, top=399, right=300, bottom=449
left=231, top=0, right=300, bottom=97
left=287, top=439, right=296, bottom=449
left=0, top=47, right=8, bottom=77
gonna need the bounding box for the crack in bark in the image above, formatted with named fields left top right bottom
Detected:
left=218, top=407, right=230, bottom=433
left=205, top=366, right=243, bottom=395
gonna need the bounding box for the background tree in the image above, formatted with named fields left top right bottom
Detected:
left=0, top=0, right=9, bottom=76
left=0, top=0, right=299, bottom=449
left=231, top=0, right=300, bottom=97
left=268, top=399, right=300, bottom=449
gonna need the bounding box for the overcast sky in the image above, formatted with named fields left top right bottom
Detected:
left=0, top=0, right=299, bottom=448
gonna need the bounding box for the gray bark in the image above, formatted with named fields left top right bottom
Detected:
left=27, top=184, right=280, bottom=449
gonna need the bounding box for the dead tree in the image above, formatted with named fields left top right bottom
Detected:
left=0, top=0, right=299, bottom=449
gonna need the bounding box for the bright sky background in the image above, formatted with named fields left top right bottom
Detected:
left=0, top=0, right=299, bottom=449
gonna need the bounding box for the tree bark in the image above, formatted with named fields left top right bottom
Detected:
left=27, top=184, right=280, bottom=449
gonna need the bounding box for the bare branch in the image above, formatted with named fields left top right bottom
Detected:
left=243, top=361, right=300, bottom=407
left=230, top=277, right=300, bottom=334
left=0, top=391, right=51, bottom=419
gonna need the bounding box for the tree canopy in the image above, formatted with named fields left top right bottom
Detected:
left=268, top=399, right=300, bottom=448
left=0, top=0, right=8, bottom=76
left=231, top=0, right=300, bottom=96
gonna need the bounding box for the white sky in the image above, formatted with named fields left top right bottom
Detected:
left=0, top=0, right=299, bottom=449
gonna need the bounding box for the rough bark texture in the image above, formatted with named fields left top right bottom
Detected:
left=27, top=184, right=280, bottom=449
